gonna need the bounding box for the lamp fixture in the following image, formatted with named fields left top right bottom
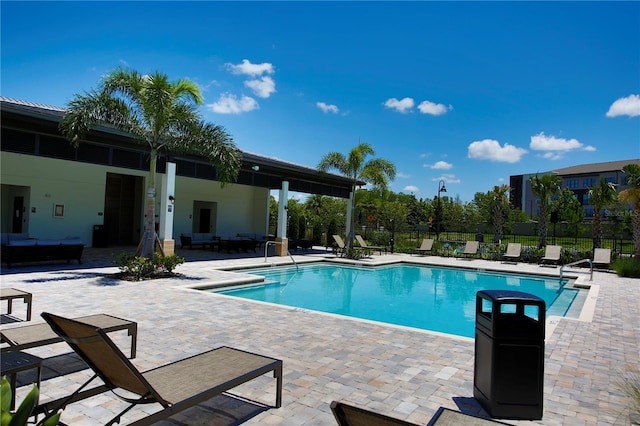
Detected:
left=251, top=165, right=260, bottom=171
left=169, top=195, right=175, bottom=204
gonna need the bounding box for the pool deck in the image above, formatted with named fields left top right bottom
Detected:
left=1, top=246, right=638, bottom=425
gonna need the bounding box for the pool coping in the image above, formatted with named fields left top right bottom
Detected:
left=176, top=258, right=594, bottom=342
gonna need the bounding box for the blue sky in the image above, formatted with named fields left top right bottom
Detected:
left=2, top=1, right=639, bottom=203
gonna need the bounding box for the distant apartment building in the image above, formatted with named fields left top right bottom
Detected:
left=510, top=159, right=640, bottom=219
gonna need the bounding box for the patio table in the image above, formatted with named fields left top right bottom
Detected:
left=0, top=288, right=32, bottom=321
left=0, top=313, right=137, bottom=358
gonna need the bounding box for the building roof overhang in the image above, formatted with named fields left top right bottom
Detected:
left=1, top=97, right=360, bottom=198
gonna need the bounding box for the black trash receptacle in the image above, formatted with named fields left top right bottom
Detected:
left=93, top=225, right=108, bottom=248
left=473, top=290, right=545, bottom=420
left=476, top=233, right=484, bottom=242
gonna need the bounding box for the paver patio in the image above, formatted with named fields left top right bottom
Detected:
left=1, top=246, right=638, bottom=425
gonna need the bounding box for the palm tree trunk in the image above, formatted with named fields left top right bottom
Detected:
left=539, top=204, right=548, bottom=248
left=346, top=188, right=356, bottom=249
left=137, top=149, right=158, bottom=258
left=593, top=208, right=602, bottom=249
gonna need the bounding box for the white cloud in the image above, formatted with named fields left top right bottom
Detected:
left=226, top=59, right=274, bottom=76
left=529, top=132, right=596, bottom=159
left=530, top=132, right=583, bottom=151
left=467, top=139, right=527, bottom=163
left=404, top=185, right=419, bottom=193
left=432, top=174, right=461, bottom=184
left=316, top=102, right=339, bottom=114
left=396, top=172, right=411, bottom=178
left=606, top=94, right=640, bottom=117
left=207, top=93, right=259, bottom=114
left=244, top=76, right=276, bottom=98
left=384, top=97, right=414, bottom=113
left=417, top=100, right=452, bottom=116
left=426, top=161, right=453, bottom=170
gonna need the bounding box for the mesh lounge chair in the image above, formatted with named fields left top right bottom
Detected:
left=330, top=402, right=509, bottom=426
left=330, top=401, right=420, bottom=426
left=502, top=243, right=522, bottom=263
left=539, top=245, right=562, bottom=266
left=355, top=235, right=387, bottom=254
left=332, top=235, right=368, bottom=257
left=414, top=238, right=435, bottom=256
left=458, top=241, right=479, bottom=259
left=592, top=248, right=611, bottom=269
left=38, top=312, right=282, bottom=426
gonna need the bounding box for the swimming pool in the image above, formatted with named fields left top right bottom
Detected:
left=212, top=263, right=578, bottom=338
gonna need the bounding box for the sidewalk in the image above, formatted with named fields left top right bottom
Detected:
left=1, top=247, right=638, bottom=425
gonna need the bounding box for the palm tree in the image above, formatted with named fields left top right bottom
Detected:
left=318, top=142, right=395, bottom=249
left=529, top=174, right=562, bottom=248
left=588, top=177, right=618, bottom=248
left=60, top=68, right=241, bottom=257
left=490, top=184, right=510, bottom=243
left=619, top=164, right=640, bottom=259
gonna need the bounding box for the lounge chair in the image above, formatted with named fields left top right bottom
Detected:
left=502, top=243, right=522, bottom=263
left=539, top=245, right=562, bottom=266
left=457, top=241, right=479, bottom=259
left=331, top=402, right=509, bottom=426
left=330, top=401, right=420, bottom=426
left=332, top=235, right=368, bottom=257
left=592, top=248, right=611, bottom=269
left=414, top=238, right=435, bottom=256
left=332, top=234, right=347, bottom=255
left=37, top=312, right=283, bottom=426
left=355, top=235, right=387, bottom=254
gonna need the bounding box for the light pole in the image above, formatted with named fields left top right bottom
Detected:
left=436, top=179, right=447, bottom=240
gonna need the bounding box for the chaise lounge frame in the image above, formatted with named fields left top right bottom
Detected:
left=38, top=312, right=282, bottom=426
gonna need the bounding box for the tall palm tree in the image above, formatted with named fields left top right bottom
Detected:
left=60, top=67, right=241, bottom=257
left=318, top=142, right=395, bottom=249
left=619, top=164, right=640, bottom=259
left=529, top=173, right=562, bottom=248
left=588, top=177, right=618, bottom=248
left=490, top=184, right=510, bottom=243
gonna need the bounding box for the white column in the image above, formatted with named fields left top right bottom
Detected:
left=159, top=162, right=176, bottom=255
left=275, top=181, right=289, bottom=256
left=277, top=181, right=289, bottom=238
left=265, top=191, right=271, bottom=237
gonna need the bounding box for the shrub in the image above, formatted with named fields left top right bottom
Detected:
left=612, top=257, right=640, bottom=278
left=615, top=369, right=640, bottom=423
left=156, top=253, right=185, bottom=273
left=113, top=252, right=185, bottom=280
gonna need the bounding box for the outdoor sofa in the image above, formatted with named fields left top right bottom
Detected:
left=179, top=233, right=219, bottom=250
left=1, top=233, right=84, bottom=268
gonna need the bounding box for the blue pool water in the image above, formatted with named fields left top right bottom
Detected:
left=213, top=263, right=577, bottom=338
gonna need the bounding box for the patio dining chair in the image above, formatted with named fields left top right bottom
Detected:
left=37, top=312, right=282, bottom=426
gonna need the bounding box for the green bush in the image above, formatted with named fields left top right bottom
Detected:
left=612, top=257, right=640, bottom=278
left=152, top=253, right=185, bottom=273
left=113, top=252, right=185, bottom=280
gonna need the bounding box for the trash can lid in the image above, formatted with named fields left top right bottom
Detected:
left=477, top=289, right=544, bottom=303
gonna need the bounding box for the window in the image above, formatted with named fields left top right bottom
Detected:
left=605, top=177, right=617, bottom=184
left=583, top=178, right=595, bottom=188
left=583, top=193, right=592, bottom=205
left=566, top=179, right=579, bottom=189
